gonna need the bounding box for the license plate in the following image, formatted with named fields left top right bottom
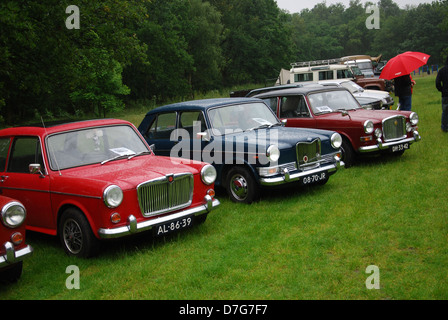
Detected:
left=154, top=215, right=193, bottom=237
left=301, top=171, right=327, bottom=185
left=391, top=143, right=409, bottom=153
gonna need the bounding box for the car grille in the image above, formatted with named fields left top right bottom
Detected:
left=296, top=139, right=321, bottom=170
left=137, top=173, right=193, bottom=217
left=383, top=116, right=406, bottom=141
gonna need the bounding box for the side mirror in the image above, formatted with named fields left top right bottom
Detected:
left=29, top=164, right=45, bottom=177
left=196, top=132, right=210, bottom=142
left=149, top=144, right=155, bottom=152
left=281, top=119, right=287, bottom=126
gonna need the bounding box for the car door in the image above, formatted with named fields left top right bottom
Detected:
left=0, top=136, right=53, bottom=233
left=278, top=95, right=317, bottom=129
left=145, top=112, right=178, bottom=157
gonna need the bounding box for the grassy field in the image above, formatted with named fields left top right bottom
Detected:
left=1, top=74, right=447, bottom=300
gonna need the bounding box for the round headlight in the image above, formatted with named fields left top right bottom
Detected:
left=266, top=145, right=280, bottom=162
left=1, top=201, right=26, bottom=228
left=364, top=120, right=374, bottom=134
left=374, top=128, right=383, bottom=138
left=201, top=164, right=217, bottom=185
left=331, top=132, right=342, bottom=149
left=103, top=185, right=123, bottom=208
left=410, top=112, right=419, bottom=126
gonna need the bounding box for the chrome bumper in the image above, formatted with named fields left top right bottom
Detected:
left=98, top=196, right=220, bottom=239
left=358, top=131, right=421, bottom=153
left=259, top=159, right=344, bottom=186
left=0, top=242, right=33, bottom=268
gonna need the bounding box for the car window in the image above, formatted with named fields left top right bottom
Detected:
left=280, top=95, right=310, bottom=118
left=7, top=137, right=44, bottom=173
left=148, top=112, right=177, bottom=140
left=319, top=71, right=334, bottom=80
left=47, top=125, right=149, bottom=170
left=294, top=73, right=313, bottom=82
left=308, top=90, right=360, bottom=114
left=0, top=138, right=10, bottom=172
left=179, top=111, right=206, bottom=136
left=262, top=98, right=278, bottom=113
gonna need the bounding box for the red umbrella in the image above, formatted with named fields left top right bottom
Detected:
left=379, top=51, right=430, bottom=80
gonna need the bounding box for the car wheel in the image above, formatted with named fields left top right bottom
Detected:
left=225, top=166, right=259, bottom=204
left=59, top=208, right=100, bottom=258
left=341, top=138, right=355, bottom=168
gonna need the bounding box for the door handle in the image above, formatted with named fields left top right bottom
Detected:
left=0, top=175, right=8, bottom=183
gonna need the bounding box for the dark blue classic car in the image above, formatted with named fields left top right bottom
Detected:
left=138, top=98, right=344, bottom=203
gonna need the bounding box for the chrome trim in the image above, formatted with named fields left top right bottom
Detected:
left=358, top=132, right=421, bottom=153
left=382, top=115, right=406, bottom=141
left=98, top=196, right=220, bottom=239
left=0, top=242, right=33, bottom=267
left=259, top=159, right=343, bottom=186
left=137, top=173, right=193, bottom=217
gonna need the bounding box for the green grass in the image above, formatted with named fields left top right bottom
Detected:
left=1, top=75, right=447, bottom=300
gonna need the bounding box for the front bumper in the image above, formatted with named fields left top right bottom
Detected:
left=358, top=131, right=421, bottom=153
left=0, top=242, right=33, bottom=268
left=98, top=195, right=220, bottom=239
left=259, top=158, right=344, bottom=186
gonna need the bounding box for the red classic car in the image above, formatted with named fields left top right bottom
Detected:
left=0, top=196, right=33, bottom=282
left=251, top=85, right=421, bottom=166
left=0, top=119, right=219, bottom=257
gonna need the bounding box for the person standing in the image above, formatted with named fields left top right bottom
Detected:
left=436, top=56, right=448, bottom=132
left=394, top=74, right=415, bottom=111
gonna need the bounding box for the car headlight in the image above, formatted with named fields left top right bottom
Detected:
left=201, top=164, right=217, bottom=185
left=331, top=132, right=342, bottom=149
left=103, top=185, right=123, bottom=208
left=266, top=145, right=280, bottom=162
left=374, top=128, right=383, bottom=138
left=364, top=120, right=374, bottom=134
left=410, top=112, right=419, bottom=125
left=1, top=201, right=26, bottom=228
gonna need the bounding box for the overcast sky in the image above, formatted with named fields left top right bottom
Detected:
left=275, top=0, right=434, bottom=13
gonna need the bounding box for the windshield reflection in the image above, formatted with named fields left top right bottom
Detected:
left=208, top=102, right=280, bottom=135
left=308, top=90, right=361, bottom=114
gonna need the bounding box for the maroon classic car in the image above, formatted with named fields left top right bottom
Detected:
left=251, top=85, right=421, bottom=166
left=0, top=196, right=33, bottom=282
left=0, top=119, right=219, bottom=257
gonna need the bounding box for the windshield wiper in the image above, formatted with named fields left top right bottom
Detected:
left=101, top=154, right=132, bottom=165
left=127, top=151, right=152, bottom=159
left=247, top=123, right=279, bottom=131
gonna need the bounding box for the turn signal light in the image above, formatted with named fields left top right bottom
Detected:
left=11, top=232, right=23, bottom=245
left=110, top=212, right=121, bottom=224
left=207, top=189, right=215, bottom=198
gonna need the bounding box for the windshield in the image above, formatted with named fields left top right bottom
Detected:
left=341, top=81, right=364, bottom=93
left=208, top=102, right=280, bottom=135
left=47, top=125, right=150, bottom=170
left=308, top=90, right=361, bottom=114
left=350, top=66, right=363, bottom=76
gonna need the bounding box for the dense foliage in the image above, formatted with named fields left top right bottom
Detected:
left=1, top=0, right=447, bottom=124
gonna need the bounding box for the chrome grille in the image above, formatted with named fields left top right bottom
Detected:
left=137, top=173, right=193, bottom=217
left=383, top=116, right=406, bottom=141
left=296, top=139, right=321, bottom=169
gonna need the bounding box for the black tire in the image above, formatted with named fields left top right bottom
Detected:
left=341, top=138, right=356, bottom=168
left=225, top=166, right=260, bottom=204
left=0, top=262, right=23, bottom=283
left=58, top=208, right=100, bottom=258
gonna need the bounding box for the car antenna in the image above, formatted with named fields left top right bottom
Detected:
left=41, top=116, right=62, bottom=176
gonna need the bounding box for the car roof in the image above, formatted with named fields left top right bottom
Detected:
left=251, top=85, right=350, bottom=98
left=0, top=118, right=132, bottom=137
left=145, top=97, right=262, bottom=115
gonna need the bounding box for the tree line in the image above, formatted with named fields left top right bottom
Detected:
left=1, top=0, right=447, bottom=125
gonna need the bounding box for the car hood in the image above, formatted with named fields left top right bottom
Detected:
left=217, top=126, right=334, bottom=150
left=352, top=89, right=390, bottom=101
left=319, top=109, right=408, bottom=125
left=51, top=155, right=201, bottom=192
